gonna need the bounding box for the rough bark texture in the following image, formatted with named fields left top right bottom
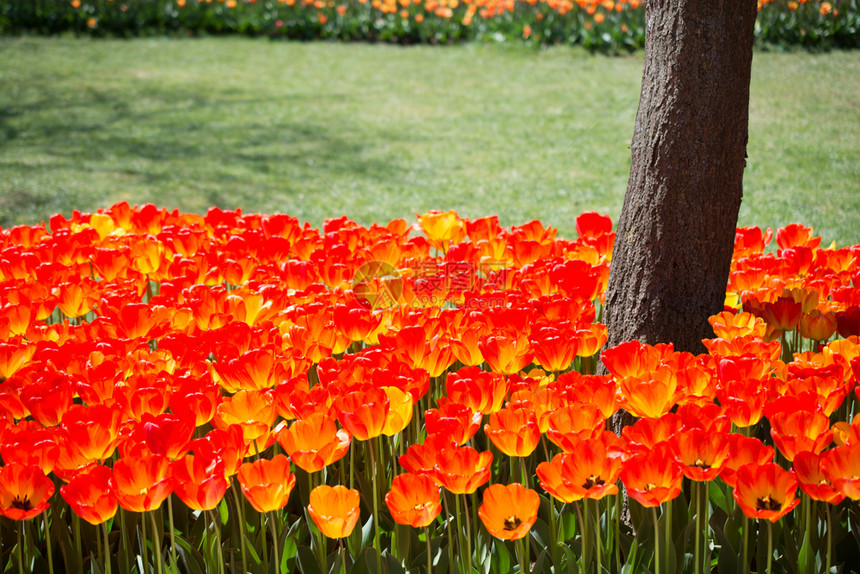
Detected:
left=602, top=0, right=759, bottom=529
left=605, top=0, right=759, bottom=360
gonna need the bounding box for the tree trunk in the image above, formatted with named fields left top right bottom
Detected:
left=602, top=0, right=759, bottom=529
left=604, top=0, right=759, bottom=360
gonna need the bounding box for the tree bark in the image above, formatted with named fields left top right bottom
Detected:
left=604, top=0, right=759, bottom=360
left=602, top=0, right=759, bottom=530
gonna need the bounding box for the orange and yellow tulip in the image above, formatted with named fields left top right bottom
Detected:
left=478, top=483, right=540, bottom=541
left=308, top=485, right=361, bottom=539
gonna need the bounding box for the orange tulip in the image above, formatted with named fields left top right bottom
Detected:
left=171, top=453, right=229, bottom=511
left=820, top=443, right=860, bottom=500
left=236, top=454, right=297, bottom=513
left=776, top=223, right=821, bottom=250
left=19, top=372, right=74, bottom=427
left=336, top=387, right=389, bottom=442
left=733, top=462, right=800, bottom=522
left=424, top=398, right=482, bottom=446
left=398, top=433, right=458, bottom=483
left=546, top=403, right=605, bottom=452
left=529, top=326, right=578, bottom=372
left=800, top=309, right=837, bottom=341
left=277, top=413, right=351, bottom=474
left=620, top=445, right=683, bottom=508
left=381, top=386, right=413, bottom=436
left=670, top=429, right=730, bottom=482
left=61, top=404, right=124, bottom=463
left=0, top=463, right=55, bottom=521
left=308, top=485, right=361, bottom=539
left=478, top=483, right=540, bottom=541
left=769, top=409, right=832, bottom=461
left=385, top=473, right=442, bottom=528
left=213, top=346, right=289, bottom=392
left=484, top=407, right=541, bottom=458
left=720, top=434, right=775, bottom=488
left=113, top=452, right=173, bottom=512
left=417, top=210, right=466, bottom=252
left=709, top=311, right=767, bottom=339
left=622, top=413, right=684, bottom=454
left=169, top=376, right=221, bottom=427
left=762, top=296, right=802, bottom=333
left=716, top=378, right=770, bottom=428
left=190, top=426, right=246, bottom=478
left=0, top=425, right=59, bottom=476
left=536, top=453, right=584, bottom=503
left=142, top=412, right=195, bottom=460
left=618, top=368, right=683, bottom=419
left=445, top=366, right=508, bottom=414
left=213, top=389, right=277, bottom=446
left=478, top=333, right=534, bottom=375
left=60, top=465, right=118, bottom=525
left=793, top=451, right=845, bottom=504
left=435, top=445, right=493, bottom=495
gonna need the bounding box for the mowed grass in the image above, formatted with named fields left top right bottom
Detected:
left=1, top=37, right=858, bottom=244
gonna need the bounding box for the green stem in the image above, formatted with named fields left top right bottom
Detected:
left=43, top=509, right=54, bottom=574
left=582, top=501, right=590, bottom=574
left=517, top=538, right=528, bottom=574
left=695, top=483, right=701, bottom=574
left=341, top=539, right=346, bottom=574
left=594, top=499, right=602, bottom=574
left=269, top=512, right=281, bottom=574
left=167, top=495, right=178, bottom=569
left=766, top=520, right=773, bottom=574
left=547, top=494, right=559, bottom=570
left=826, top=505, right=832, bottom=574
left=119, top=509, right=130, bottom=573
left=141, top=511, right=148, bottom=574
left=150, top=512, right=163, bottom=574
left=703, top=485, right=710, bottom=574
left=574, top=501, right=585, bottom=574
left=442, top=492, right=455, bottom=574
left=804, top=496, right=812, bottom=574
left=101, top=522, right=112, bottom=574
left=232, top=484, right=248, bottom=574
left=210, top=510, right=225, bottom=574
left=614, top=495, right=621, bottom=572
left=425, top=526, right=433, bottom=574
left=520, top=456, right=530, bottom=489
left=368, top=438, right=382, bottom=574
left=665, top=498, right=672, bottom=574
left=17, top=523, right=25, bottom=574
left=462, top=494, right=473, bottom=574
left=742, top=517, right=750, bottom=574
left=652, top=507, right=661, bottom=574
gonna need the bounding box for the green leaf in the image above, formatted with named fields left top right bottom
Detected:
left=490, top=539, right=510, bottom=574
left=559, top=544, right=578, bottom=574
left=280, top=533, right=298, bottom=573
left=711, top=519, right=739, bottom=574
left=297, top=545, right=322, bottom=574
left=392, top=523, right=414, bottom=565
left=529, top=517, right=550, bottom=551
left=559, top=506, right=577, bottom=543
left=532, top=547, right=549, bottom=574
left=382, top=550, right=405, bottom=574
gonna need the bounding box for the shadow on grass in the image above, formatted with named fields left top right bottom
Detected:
left=0, top=80, right=401, bottom=226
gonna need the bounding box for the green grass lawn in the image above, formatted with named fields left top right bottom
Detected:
left=1, top=37, right=858, bottom=244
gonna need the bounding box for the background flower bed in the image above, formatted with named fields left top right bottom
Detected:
left=2, top=0, right=858, bottom=50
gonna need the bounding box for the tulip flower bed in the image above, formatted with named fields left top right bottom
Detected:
left=1, top=204, right=860, bottom=574
left=2, top=0, right=859, bottom=50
